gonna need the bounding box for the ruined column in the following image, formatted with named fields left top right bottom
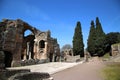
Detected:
left=11, top=28, right=23, bottom=67
left=27, top=42, right=32, bottom=60
left=33, top=39, right=38, bottom=59
left=34, top=45, right=37, bottom=59
left=23, top=49, right=27, bottom=60
left=27, top=42, right=29, bottom=55
left=29, top=52, right=31, bottom=60
left=41, top=42, right=48, bottom=60
left=11, top=42, right=22, bottom=67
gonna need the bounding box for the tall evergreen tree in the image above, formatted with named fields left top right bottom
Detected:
left=87, top=20, right=96, bottom=56
left=95, top=17, right=106, bottom=56
left=73, top=21, right=84, bottom=57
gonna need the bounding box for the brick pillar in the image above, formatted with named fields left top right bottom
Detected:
left=11, top=42, right=21, bottom=67
left=23, top=49, right=27, bottom=60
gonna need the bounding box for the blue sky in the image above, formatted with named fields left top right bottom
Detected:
left=0, top=0, right=120, bottom=48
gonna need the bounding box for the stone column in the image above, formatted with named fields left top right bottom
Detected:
left=27, top=42, right=32, bottom=60
left=33, top=41, right=37, bottom=59
left=23, top=49, right=27, bottom=60
left=27, top=42, right=29, bottom=57
left=41, top=42, right=48, bottom=59
left=29, top=52, right=31, bottom=60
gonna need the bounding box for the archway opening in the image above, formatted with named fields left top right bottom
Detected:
left=39, top=40, right=45, bottom=48
left=24, top=29, right=33, bottom=37
left=4, top=51, right=13, bottom=67
left=22, top=29, right=35, bottom=60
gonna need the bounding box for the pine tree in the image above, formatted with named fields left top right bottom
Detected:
left=95, top=17, right=106, bottom=56
left=73, top=21, right=84, bottom=57
left=87, top=20, right=96, bottom=56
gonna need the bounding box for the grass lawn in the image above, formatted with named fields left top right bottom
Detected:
left=103, top=62, right=120, bottom=80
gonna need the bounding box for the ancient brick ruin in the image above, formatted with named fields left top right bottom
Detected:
left=111, top=43, right=120, bottom=56
left=0, top=19, right=60, bottom=67
left=61, top=49, right=80, bottom=62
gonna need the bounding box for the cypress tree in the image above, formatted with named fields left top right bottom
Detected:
left=73, top=21, right=84, bottom=57
left=87, top=20, right=96, bottom=56
left=95, top=17, right=106, bottom=56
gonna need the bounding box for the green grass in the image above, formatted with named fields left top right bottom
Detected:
left=103, top=63, right=120, bottom=80
left=103, top=53, right=110, bottom=59
left=102, top=53, right=110, bottom=61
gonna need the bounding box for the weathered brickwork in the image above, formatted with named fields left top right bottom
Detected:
left=111, top=43, right=120, bottom=56
left=0, top=19, right=60, bottom=67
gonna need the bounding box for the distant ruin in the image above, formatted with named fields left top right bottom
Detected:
left=61, top=49, right=81, bottom=62
left=0, top=19, right=60, bottom=67
left=111, top=43, right=120, bottom=56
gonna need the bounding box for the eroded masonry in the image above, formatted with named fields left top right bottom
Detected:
left=0, top=19, right=60, bottom=67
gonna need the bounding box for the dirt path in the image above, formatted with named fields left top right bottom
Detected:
left=52, top=57, right=105, bottom=80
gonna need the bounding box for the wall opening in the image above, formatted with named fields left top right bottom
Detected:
left=4, top=51, right=13, bottom=67
left=22, top=29, right=35, bottom=60
left=39, top=40, right=45, bottom=48
left=24, top=30, right=32, bottom=37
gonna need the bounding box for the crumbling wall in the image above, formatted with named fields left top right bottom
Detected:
left=62, top=49, right=75, bottom=62
left=0, top=19, right=24, bottom=67
left=111, top=43, right=120, bottom=56
left=0, top=19, right=60, bottom=67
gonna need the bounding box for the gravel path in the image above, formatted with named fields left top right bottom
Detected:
left=7, top=62, right=83, bottom=74
left=8, top=57, right=105, bottom=80
left=52, top=57, right=105, bottom=80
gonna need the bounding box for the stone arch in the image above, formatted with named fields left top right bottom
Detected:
left=21, top=22, right=36, bottom=60
left=22, top=29, right=35, bottom=60
left=22, top=22, right=38, bottom=36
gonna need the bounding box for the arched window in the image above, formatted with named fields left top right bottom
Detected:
left=24, top=29, right=32, bottom=37
left=39, top=40, right=45, bottom=48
